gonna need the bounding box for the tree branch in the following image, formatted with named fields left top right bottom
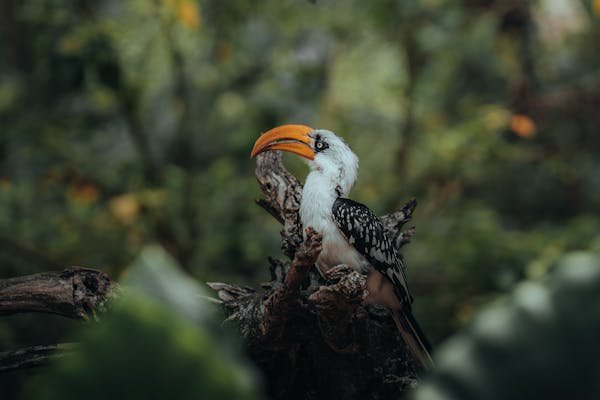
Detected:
left=0, top=268, right=115, bottom=319
left=0, top=343, right=76, bottom=373
left=380, top=197, right=417, bottom=248
left=254, top=151, right=304, bottom=259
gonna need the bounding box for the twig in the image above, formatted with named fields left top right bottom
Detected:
left=380, top=198, right=418, bottom=248
left=0, top=343, right=76, bottom=373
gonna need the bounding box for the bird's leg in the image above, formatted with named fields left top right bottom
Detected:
left=314, top=260, right=330, bottom=281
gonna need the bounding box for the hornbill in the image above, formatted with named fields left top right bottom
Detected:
left=251, top=124, right=433, bottom=369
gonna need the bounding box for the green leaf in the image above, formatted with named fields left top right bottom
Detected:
left=121, top=245, right=213, bottom=325
left=414, top=252, right=600, bottom=400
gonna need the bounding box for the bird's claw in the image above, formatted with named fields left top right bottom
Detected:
left=324, top=264, right=355, bottom=281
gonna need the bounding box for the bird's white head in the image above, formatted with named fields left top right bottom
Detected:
left=251, top=124, right=359, bottom=196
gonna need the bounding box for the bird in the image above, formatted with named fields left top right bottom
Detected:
left=250, top=124, right=433, bottom=369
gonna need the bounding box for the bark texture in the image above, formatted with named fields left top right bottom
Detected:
left=0, top=267, right=115, bottom=319
left=0, top=268, right=115, bottom=373
left=207, top=150, right=422, bottom=399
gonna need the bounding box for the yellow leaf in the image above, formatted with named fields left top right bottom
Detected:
left=509, top=114, right=536, bottom=138
left=109, top=194, right=140, bottom=224
left=57, top=35, right=82, bottom=55
left=69, top=183, right=99, bottom=204
left=178, top=0, right=201, bottom=31
left=215, top=41, right=231, bottom=63
left=456, top=302, right=474, bottom=323
left=594, top=0, right=600, bottom=17
left=0, top=177, right=11, bottom=190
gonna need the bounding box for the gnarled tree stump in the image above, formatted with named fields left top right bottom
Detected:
left=207, top=151, right=422, bottom=399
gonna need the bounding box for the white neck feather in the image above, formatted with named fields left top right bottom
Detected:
left=299, top=150, right=358, bottom=234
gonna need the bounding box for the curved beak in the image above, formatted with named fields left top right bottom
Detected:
left=250, top=124, right=315, bottom=160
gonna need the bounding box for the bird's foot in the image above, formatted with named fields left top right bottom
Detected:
left=324, top=264, right=355, bottom=282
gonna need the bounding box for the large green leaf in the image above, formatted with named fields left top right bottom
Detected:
left=415, top=252, right=600, bottom=400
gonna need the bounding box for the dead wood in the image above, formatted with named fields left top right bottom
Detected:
left=0, top=268, right=114, bottom=373
left=0, top=267, right=115, bottom=319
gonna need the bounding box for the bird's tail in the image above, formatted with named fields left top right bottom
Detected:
left=391, top=307, right=434, bottom=370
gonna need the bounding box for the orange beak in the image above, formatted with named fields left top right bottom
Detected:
left=250, top=124, right=315, bottom=160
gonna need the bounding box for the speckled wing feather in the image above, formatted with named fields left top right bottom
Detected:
left=332, top=197, right=412, bottom=304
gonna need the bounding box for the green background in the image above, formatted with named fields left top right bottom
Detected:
left=1, top=0, right=600, bottom=398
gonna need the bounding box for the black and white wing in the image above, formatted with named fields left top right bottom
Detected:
left=332, top=197, right=412, bottom=304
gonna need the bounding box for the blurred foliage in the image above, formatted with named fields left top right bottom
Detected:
left=25, top=245, right=260, bottom=400
left=414, top=252, right=600, bottom=400
left=1, top=0, right=600, bottom=395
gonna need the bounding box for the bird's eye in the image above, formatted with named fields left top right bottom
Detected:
left=315, top=139, right=328, bottom=152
